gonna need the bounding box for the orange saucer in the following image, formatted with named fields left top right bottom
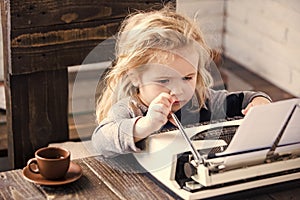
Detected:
left=22, top=162, right=82, bottom=186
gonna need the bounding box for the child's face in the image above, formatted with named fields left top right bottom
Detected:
left=137, top=54, right=198, bottom=112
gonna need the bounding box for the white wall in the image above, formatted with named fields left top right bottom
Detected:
left=177, top=0, right=300, bottom=97
left=177, top=0, right=225, bottom=50
left=225, top=0, right=300, bottom=97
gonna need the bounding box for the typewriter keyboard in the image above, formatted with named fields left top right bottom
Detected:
left=190, top=125, right=239, bottom=144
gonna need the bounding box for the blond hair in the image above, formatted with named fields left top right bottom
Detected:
left=96, top=7, right=214, bottom=123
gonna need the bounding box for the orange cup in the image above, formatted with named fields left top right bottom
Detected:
left=27, top=147, right=70, bottom=180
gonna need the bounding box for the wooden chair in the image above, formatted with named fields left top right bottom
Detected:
left=0, top=0, right=174, bottom=169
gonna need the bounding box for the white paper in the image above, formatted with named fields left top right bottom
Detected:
left=216, top=98, right=300, bottom=167
left=223, top=98, right=300, bottom=154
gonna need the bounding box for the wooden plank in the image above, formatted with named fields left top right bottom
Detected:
left=68, top=112, right=96, bottom=141
left=42, top=157, right=173, bottom=200
left=0, top=84, right=7, bottom=153
left=10, top=0, right=170, bottom=29
left=67, top=64, right=105, bottom=141
left=1, top=157, right=174, bottom=199
left=9, top=0, right=175, bottom=75
left=1, top=0, right=14, bottom=168
left=40, top=159, right=120, bottom=200
left=0, top=169, right=45, bottom=199
left=11, top=36, right=116, bottom=75
left=11, top=29, right=117, bottom=75
left=8, top=69, right=69, bottom=169
left=1, top=156, right=300, bottom=200
left=0, top=113, right=8, bottom=153
left=80, top=155, right=177, bottom=200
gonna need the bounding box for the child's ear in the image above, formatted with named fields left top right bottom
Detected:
left=128, top=73, right=140, bottom=87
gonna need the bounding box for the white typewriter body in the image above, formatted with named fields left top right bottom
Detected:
left=134, top=98, right=300, bottom=199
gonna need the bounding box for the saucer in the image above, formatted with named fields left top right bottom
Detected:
left=22, top=162, right=82, bottom=186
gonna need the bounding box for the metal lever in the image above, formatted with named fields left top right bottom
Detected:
left=170, top=113, right=204, bottom=166
left=265, top=103, right=300, bottom=162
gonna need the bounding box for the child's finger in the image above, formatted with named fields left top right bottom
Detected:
left=152, top=93, right=174, bottom=109
left=150, top=104, right=169, bottom=115
left=242, top=103, right=253, bottom=115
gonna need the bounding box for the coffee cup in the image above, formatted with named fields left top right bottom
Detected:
left=27, top=146, right=71, bottom=180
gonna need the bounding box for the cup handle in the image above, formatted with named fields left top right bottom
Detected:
left=27, top=158, right=40, bottom=174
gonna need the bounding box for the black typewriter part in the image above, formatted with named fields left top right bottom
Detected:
left=191, top=125, right=239, bottom=147
left=174, top=152, right=194, bottom=189
left=157, top=116, right=243, bottom=134
left=184, top=162, right=197, bottom=178
left=174, top=151, right=210, bottom=192
left=174, top=151, right=213, bottom=192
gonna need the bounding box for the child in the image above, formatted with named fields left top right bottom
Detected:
left=92, top=8, right=271, bottom=157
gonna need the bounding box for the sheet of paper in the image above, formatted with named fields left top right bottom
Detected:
left=276, top=103, right=300, bottom=154
left=219, top=98, right=300, bottom=167
left=220, top=98, right=300, bottom=155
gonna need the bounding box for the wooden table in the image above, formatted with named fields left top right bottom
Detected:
left=1, top=155, right=300, bottom=200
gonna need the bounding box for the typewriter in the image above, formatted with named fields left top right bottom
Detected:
left=134, top=98, right=300, bottom=199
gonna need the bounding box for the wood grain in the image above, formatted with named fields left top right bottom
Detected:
left=1, top=156, right=300, bottom=200
left=0, top=169, right=45, bottom=199
left=41, top=156, right=177, bottom=199
left=7, top=69, right=69, bottom=168
left=10, top=0, right=168, bottom=29
left=40, top=159, right=120, bottom=200
left=9, top=0, right=174, bottom=75
left=80, top=155, right=177, bottom=200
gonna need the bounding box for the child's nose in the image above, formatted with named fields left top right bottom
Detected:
left=169, top=86, right=184, bottom=97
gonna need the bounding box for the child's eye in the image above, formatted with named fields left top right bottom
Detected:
left=183, top=76, right=193, bottom=81
left=156, top=79, right=169, bottom=84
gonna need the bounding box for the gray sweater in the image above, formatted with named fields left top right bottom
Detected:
left=92, top=89, right=271, bottom=157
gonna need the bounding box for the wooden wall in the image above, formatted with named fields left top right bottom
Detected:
left=0, top=16, right=3, bottom=80
left=8, top=0, right=174, bottom=74
left=1, top=0, right=175, bottom=169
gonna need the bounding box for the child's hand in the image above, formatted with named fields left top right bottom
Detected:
left=145, top=92, right=175, bottom=131
left=242, top=96, right=271, bottom=115
left=133, top=93, right=175, bottom=142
